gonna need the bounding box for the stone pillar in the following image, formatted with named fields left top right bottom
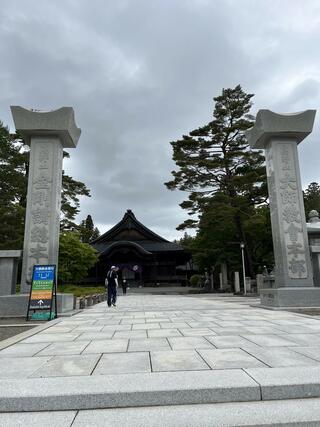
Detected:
left=0, top=250, right=22, bottom=296
left=11, top=107, right=81, bottom=293
left=246, top=277, right=251, bottom=293
left=256, top=274, right=264, bottom=295
left=219, top=273, right=223, bottom=290
left=234, top=271, right=240, bottom=293
left=221, top=263, right=228, bottom=289
left=210, top=268, right=214, bottom=292
left=246, top=109, right=320, bottom=307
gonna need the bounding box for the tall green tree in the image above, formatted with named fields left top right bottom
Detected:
left=79, top=214, right=100, bottom=243
left=303, top=182, right=320, bottom=219
left=0, top=121, right=91, bottom=249
left=165, top=86, right=268, bottom=276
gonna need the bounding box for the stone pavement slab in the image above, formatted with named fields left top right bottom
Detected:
left=22, top=332, right=80, bottom=343
left=36, top=341, right=90, bottom=356
left=128, top=337, right=171, bottom=352
left=239, top=334, right=299, bottom=347
left=167, top=336, right=214, bottom=350
left=245, top=365, right=320, bottom=400
left=178, top=327, right=215, bottom=336
left=101, top=324, right=131, bottom=331
left=93, top=352, right=151, bottom=375
left=244, top=346, right=320, bottom=368
left=283, top=333, right=320, bottom=346
left=31, top=355, right=100, bottom=378
left=75, top=331, right=115, bottom=340
left=147, top=328, right=182, bottom=338
left=113, top=330, right=147, bottom=339
left=72, top=398, right=320, bottom=427
left=205, top=335, right=260, bottom=349
left=150, top=350, right=209, bottom=371
left=198, top=348, right=267, bottom=369
left=0, top=342, right=49, bottom=357
left=291, top=345, right=320, bottom=361
left=0, top=356, right=51, bottom=379
left=82, top=339, right=128, bottom=354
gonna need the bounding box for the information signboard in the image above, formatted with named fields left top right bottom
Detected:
left=26, top=265, right=57, bottom=320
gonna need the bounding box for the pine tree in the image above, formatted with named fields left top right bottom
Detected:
left=79, top=214, right=100, bottom=243
left=165, top=85, right=268, bottom=276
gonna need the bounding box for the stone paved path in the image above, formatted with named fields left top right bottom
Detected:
left=2, top=293, right=320, bottom=425
left=2, top=294, right=320, bottom=377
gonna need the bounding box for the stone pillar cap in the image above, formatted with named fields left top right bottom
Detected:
left=246, top=109, right=316, bottom=149
left=10, top=106, right=81, bottom=148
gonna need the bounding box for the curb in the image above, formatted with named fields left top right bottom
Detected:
left=0, top=369, right=259, bottom=412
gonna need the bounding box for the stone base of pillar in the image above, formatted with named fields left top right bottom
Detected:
left=0, top=293, right=74, bottom=317
left=259, top=287, right=320, bottom=308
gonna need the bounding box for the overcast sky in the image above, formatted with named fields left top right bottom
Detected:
left=1, top=0, right=320, bottom=240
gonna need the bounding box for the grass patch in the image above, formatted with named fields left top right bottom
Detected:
left=57, top=285, right=105, bottom=297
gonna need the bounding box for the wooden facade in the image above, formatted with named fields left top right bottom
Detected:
left=91, top=210, right=190, bottom=286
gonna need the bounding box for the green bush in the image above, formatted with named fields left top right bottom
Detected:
left=189, top=274, right=202, bottom=287
left=58, top=232, right=98, bottom=284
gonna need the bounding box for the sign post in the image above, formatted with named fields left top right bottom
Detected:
left=26, top=265, right=57, bottom=321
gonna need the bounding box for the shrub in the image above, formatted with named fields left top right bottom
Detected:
left=189, top=274, right=202, bottom=287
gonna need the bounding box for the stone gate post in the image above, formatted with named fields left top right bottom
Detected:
left=246, top=109, right=320, bottom=307
left=11, top=107, right=81, bottom=293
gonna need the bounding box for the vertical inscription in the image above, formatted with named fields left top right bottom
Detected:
left=279, top=144, right=308, bottom=278
left=26, top=144, right=51, bottom=282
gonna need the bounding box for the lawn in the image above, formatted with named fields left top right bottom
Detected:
left=57, top=285, right=105, bottom=297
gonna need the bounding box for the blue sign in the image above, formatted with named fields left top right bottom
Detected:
left=33, top=265, right=55, bottom=282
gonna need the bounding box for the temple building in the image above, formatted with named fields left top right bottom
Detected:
left=90, top=210, right=190, bottom=286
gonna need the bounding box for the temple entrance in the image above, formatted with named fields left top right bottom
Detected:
left=90, top=210, right=190, bottom=286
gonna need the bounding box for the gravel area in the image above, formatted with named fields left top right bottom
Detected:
left=0, top=318, right=41, bottom=342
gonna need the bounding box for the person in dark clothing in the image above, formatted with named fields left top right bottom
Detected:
left=122, top=279, right=127, bottom=295
left=106, top=266, right=119, bottom=307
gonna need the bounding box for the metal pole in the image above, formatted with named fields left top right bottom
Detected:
left=241, top=243, right=246, bottom=295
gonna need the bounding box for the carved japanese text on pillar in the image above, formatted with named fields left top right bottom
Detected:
left=280, top=144, right=308, bottom=279
left=27, top=144, right=51, bottom=280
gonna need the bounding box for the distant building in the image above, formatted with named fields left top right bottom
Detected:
left=90, top=210, right=191, bottom=286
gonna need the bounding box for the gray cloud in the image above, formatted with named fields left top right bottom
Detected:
left=1, top=0, right=320, bottom=239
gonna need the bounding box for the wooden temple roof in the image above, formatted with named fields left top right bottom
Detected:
left=91, top=210, right=185, bottom=255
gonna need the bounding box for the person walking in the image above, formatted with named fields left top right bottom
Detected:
left=106, top=266, right=118, bottom=307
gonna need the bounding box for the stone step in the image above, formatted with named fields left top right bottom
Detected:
left=72, top=398, right=320, bottom=426
left=0, top=369, right=259, bottom=412
left=3, top=365, right=320, bottom=412
left=2, top=398, right=320, bottom=426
